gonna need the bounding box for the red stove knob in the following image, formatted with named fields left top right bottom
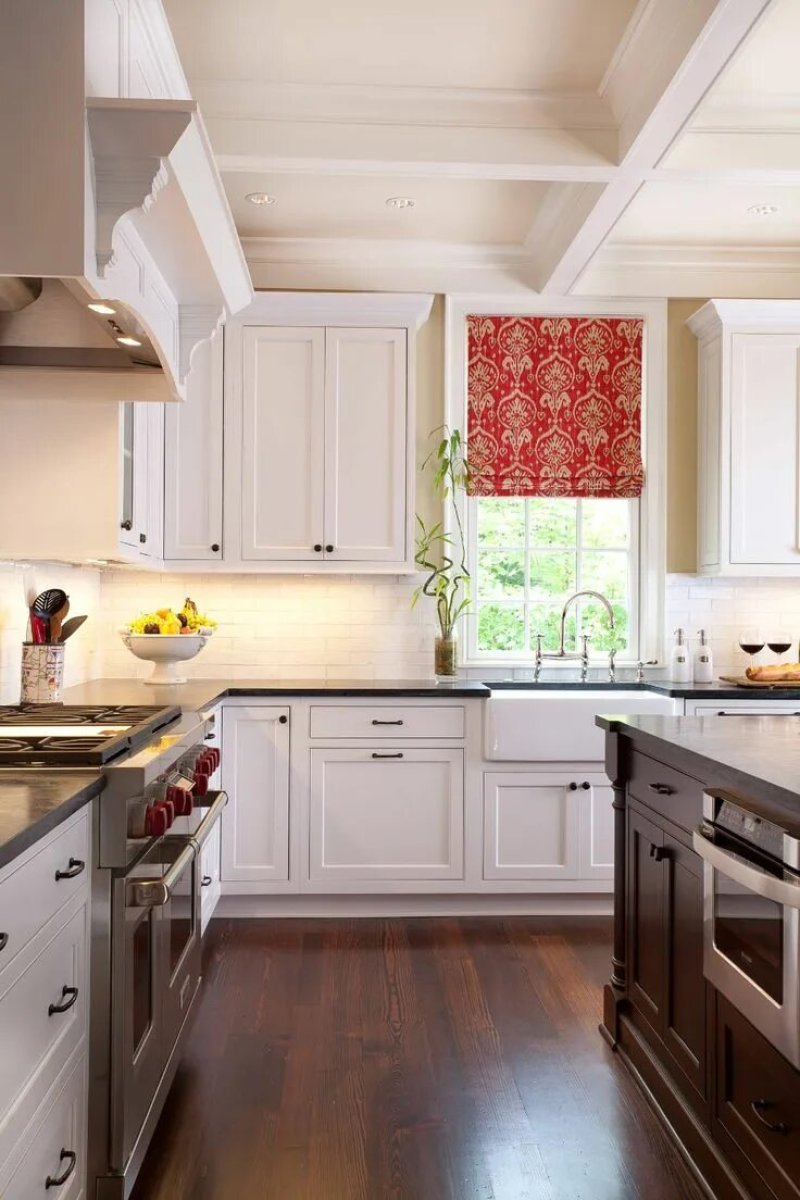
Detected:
left=193, top=772, right=209, bottom=797
left=194, top=753, right=213, bottom=776
left=145, top=805, right=168, bottom=837
left=167, top=784, right=194, bottom=816
left=160, top=800, right=175, bottom=828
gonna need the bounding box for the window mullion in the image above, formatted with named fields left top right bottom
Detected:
left=523, top=498, right=531, bottom=654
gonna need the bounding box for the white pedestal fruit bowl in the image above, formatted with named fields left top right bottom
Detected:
left=120, top=632, right=211, bottom=684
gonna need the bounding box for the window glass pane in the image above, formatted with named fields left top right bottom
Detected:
left=582, top=499, right=629, bottom=549
left=580, top=600, right=628, bottom=652
left=477, top=550, right=525, bottom=600
left=529, top=498, right=577, bottom=547
left=529, top=604, right=574, bottom=653
left=582, top=551, right=628, bottom=601
left=478, top=605, right=525, bottom=651
left=529, top=551, right=576, bottom=600
left=477, top=498, right=525, bottom=546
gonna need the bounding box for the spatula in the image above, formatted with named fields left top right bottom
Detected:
left=58, top=615, right=88, bottom=642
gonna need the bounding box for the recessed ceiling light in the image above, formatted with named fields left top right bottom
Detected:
left=386, top=196, right=415, bottom=209
left=245, top=192, right=277, bottom=206
left=747, top=203, right=779, bottom=216
left=116, top=335, right=142, bottom=347
left=88, top=302, right=116, bottom=315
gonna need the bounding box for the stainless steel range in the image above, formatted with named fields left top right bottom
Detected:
left=0, top=703, right=225, bottom=1199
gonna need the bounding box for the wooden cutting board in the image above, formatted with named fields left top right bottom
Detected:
left=718, top=675, right=800, bottom=689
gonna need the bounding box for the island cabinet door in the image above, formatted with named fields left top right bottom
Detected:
left=627, top=803, right=666, bottom=1030
left=309, top=748, right=464, bottom=885
left=220, top=706, right=290, bottom=885
left=662, top=830, right=708, bottom=1104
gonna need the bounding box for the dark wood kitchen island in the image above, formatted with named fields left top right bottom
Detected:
left=599, top=713, right=800, bottom=1200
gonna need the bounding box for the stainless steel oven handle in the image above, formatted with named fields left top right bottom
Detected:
left=693, top=828, right=800, bottom=909
left=189, top=789, right=228, bottom=852
left=125, top=842, right=196, bottom=909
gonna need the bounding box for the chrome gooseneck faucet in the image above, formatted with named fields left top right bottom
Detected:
left=534, top=589, right=616, bottom=682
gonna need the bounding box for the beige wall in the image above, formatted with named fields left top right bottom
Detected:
left=666, top=299, right=706, bottom=572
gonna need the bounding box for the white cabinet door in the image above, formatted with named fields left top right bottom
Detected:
left=730, top=332, right=800, bottom=566
left=577, top=775, right=615, bottom=880
left=309, top=748, right=464, bottom=883
left=142, top=402, right=164, bottom=559
left=220, top=706, right=290, bottom=885
left=323, top=328, right=407, bottom=562
left=118, top=402, right=163, bottom=560
left=240, top=327, right=325, bottom=561
left=163, top=332, right=224, bottom=561
left=483, top=772, right=581, bottom=880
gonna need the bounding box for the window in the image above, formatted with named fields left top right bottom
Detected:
left=466, top=495, right=638, bottom=661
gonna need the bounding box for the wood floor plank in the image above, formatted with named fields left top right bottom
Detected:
left=131, top=918, right=707, bottom=1200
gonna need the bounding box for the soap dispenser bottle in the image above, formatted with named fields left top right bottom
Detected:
left=693, top=628, right=713, bottom=683
left=670, top=628, right=692, bottom=682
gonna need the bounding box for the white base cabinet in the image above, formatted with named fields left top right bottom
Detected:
left=220, top=706, right=291, bottom=890
left=309, top=748, right=464, bottom=887
left=483, top=771, right=613, bottom=882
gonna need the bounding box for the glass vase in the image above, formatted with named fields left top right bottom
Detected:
left=435, top=634, right=458, bottom=679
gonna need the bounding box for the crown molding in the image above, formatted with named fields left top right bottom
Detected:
left=241, top=236, right=530, bottom=269
left=575, top=240, right=800, bottom=298
left=231, top=290, right=434, bottom=330
left=690, top=91, right=800, bottom=132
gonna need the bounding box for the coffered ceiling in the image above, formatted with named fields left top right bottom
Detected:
left=165, top=0, right=795, bottom=295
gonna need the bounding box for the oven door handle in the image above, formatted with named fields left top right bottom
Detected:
left=188, top=789, right=228, bottom=853
left=692, top=828, right=800, bottom=909
left=125, top=843, right=196, bottom=909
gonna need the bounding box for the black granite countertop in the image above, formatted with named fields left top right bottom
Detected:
left=61, top=678, right=490, bottom=710
left=0, top=771, right=104, bottom=870
left=598, top=713, right=800, bottom=817
left=489, top=678, right=800, bottom=699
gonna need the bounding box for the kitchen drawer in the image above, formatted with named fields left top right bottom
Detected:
left=309, top=704, right=465, bottom=740
left=628, top=752, right=704, bottom=835
left=0, top=1049, right=86, bottom=1200
left=0, top=810, right=89, bottom=972
left=714, top=993, right=800, bottom=1200
left=0, top=904, right=87, bottom=1158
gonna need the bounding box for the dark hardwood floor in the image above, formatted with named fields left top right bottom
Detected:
left=131, top=918, right=707, bottom=1200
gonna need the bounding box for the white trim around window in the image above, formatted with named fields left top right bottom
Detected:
left=444, top=294, right=667, bottom=669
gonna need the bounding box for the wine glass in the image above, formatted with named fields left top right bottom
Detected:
left=738, top=629, right=765, bottom=670
left=767, top=629, right=793, bottom=660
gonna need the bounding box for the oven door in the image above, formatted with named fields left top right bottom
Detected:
left=112, top=839, right=200, bottom=1172
left=693, top=827, right=800, bottom=1067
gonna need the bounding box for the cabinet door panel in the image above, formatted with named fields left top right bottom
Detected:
left=483, top=772, right=580, bottom=880
left=324, top=328, right=407, bottom=562
left=310, top=749, right=463, bottom=882
left=627, top=803, right=665, bottom=1029
left=663, top=831, right=707, bottom=1100
left=730, top=332, right=800, bottom=565
left=221, top=707, right=290, bottom=884
left=164, top=331, right=224, bottom=560
left=240, top=327, right=325, bottom=560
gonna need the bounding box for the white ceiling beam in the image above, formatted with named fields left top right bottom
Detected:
left=576, top=240, right=800, bottom=298
left=531, top=0, right=775, bottom=294
left=211, top=118, right=617, bottom=183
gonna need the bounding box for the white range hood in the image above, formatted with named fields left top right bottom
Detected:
left=0, top=1, right=253, bottom=402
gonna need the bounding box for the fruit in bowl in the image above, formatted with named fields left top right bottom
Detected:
left=120, top=598, right=216, bottom=684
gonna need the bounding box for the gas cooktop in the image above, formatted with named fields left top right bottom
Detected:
left=0, top=704, right=182, bottom=766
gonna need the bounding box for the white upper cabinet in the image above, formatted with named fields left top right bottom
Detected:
left=163, top=332, right=225, bottom=562
left=225, top=293, right=433, bottom=572
left=324, top=328, right=407, bottom=563
left=689, top=300, right=800, bottom=576
left=239, top=327, right=326, bottom=561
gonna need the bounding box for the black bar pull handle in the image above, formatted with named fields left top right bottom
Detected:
left=371, top=752, right=403, bottom=759
left=0, top=932, right=8, bottom=952
left=48, top=985, right=79, bottom=1016
left=649, top=844, right=667, bottom=862
left=648, top=783, right=674, bottom=796
left=372, top=719, right=404, bottom=726
left=55, top=857, right=85, bottom=881
left=201, top=875, right=213, bottom=887
left=46, top=1149, right=77, bottom=1189
left=750, top=1099, right=790, bottom=1134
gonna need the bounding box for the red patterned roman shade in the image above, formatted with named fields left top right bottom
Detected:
left=466, top=315, right=644, bottom=498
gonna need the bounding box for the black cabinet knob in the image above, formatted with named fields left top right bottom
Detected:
left=201, top=874, right=212, bottom=887
left=120, top=520, right=132, bottom=531
left=581, top=781, right=591, bottom=790
left=325, top=544, right=334, bottom=553
left=568, top=782, right=578, bottom=791
left=139, top=533, right=147, bottom=544
left=0, top=932, right=8, bottom=952
left=211, top=543, right=220, bottom=552
left=313, top=544, right=322, bottom=552
left=279, top=715, right=288, bottom=724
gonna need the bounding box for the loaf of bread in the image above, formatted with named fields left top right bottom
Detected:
left=745, top=662, right=800, bottom=681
